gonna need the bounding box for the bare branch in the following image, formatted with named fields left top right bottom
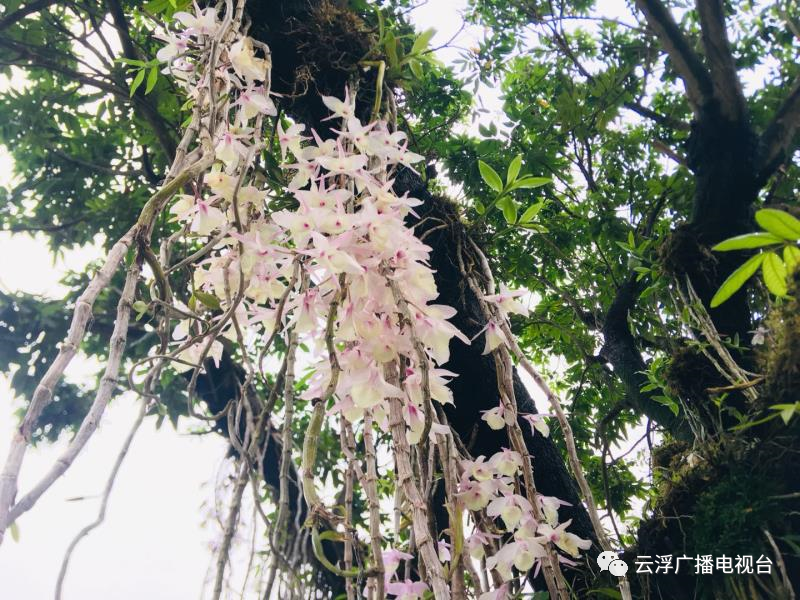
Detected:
left=54, top=400, right=147, bottom=600
left=5, top=260, right=142, bottom=528
left=211, top=459, right=250, bottom=600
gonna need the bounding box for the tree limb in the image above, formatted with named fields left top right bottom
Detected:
left=0, top=0, right=58, bottom=32
left=757, top=75, right=800, bottom=185
left=695, top=0, right=746, bottom=122
left=634, top=0, right=713, bottom=113
left=623, top=101, right=691, bottom=131
left=598, top=276, right=688, bottom=436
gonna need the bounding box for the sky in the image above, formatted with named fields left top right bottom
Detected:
left=0, top=1, right=648, bottom=598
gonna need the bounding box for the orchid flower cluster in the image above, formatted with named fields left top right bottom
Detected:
left=151, top=4, right=592, bottom=599
left=459, top=448, right=591, bottom=583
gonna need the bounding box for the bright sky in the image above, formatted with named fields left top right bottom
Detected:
left=0, top=1, right=652, bottom=598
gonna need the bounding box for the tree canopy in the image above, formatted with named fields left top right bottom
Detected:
left=0, top=0, right=798, bottom=599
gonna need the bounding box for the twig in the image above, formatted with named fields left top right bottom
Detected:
left=54, top=399, right=147, bottom=600
left=4, top=260, right=141, bottom=529
left=212, top=459, right=250, bottom=600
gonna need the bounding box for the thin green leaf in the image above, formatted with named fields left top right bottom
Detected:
left=408, top=58, right=423, bottom=79
left=506, top=154, right=522, bottom=184
left=194, top=291, right=221, bottom=310
left=376, top=7, right=385, bottom=42
left=755, top=208, right=800, bottom=241
left=770, top=403, right=800, bottom=425
left=117, top=57, right=145, bottom=67
left=474, top=199, right=485, bottom=215
left=384, top=31, right=399, bottom=67
left=145, top=66, right=159, bottom=94
left=478, top=160, right=503, bottom=193
left=519, top=201, right=544, bottom=223
left=510, top=176, right=550, bottom=190
left=710, top=253, right=765, bottom=307
left=762, top=251, right=788, bottom=297
left=712, top=232, right=783, bottom=251
left=498, top=197, right=517, bottom=224
left=129, top=68, right=145, bottom=97
left=411, top=27, right=436, bottom=55
left=519, top=223, right=548, bottom=233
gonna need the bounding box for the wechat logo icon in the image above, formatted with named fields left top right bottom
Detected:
left=597, top=551, right=629, bottom=577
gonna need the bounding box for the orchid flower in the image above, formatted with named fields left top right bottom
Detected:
left=235, top=87, right=276, bottom=123
left=478, top=584, right=510, bottom=600
left=481, top=320, right=509, bottom=354
left=456, top=478, right=493, bottom=511
left=521, top=413, right=551, bottom=437
left=489, top=447, right=523, bottom=477
left=215, top=130, right=248, bottom=169
left=481, top=404, right=506, bottom=430
left=316, top=139, right=369, bottom=176
left=174, top=2, right=218, bottom=36
left=229, top=37, right=270, bottom=82
left=156, top=33, right=189, bottom=62
left=539, top=495, right=572, bottom=527
left=487, top=493, right=534, bottom=530
left=277, top=122, right=306, bottom=160
left=385, top=579, right=429, bottom=600
left=483, top=283, right=530, bottom=317
left=321, top=87, right=356, bottom=120
left=189, top=199, right=226, bottom=236
left=382, top=548, right=413, bottom=584
left=538, top=519, right=592, bottom=557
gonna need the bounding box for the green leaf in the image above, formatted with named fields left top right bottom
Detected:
left=411, top=27, right=436, bottom=55
left=376, top=8, right=385, bottom=41
left=408, top=59, right=423, bottom=79
left=712, top=232, right=783, bottom=251
left=117, top=57, right=146, bottom=67
left=762, top=251, right=788, bottom=297
left=519, top=223, right=548, bottom=232
left=783, top=245, right=800, bottom=272
left=129, top=68, right=145, bottom=97
left=506, top=154, right=522, bottom=184
left=654, top=395, right=680, bottom=416
left=478, top=160, right=503, bottom=193
left=498, top=196, right=518, bottom=223
left=145, top=66, right=159, bottom=94
left=510, top=176, right=550, bottom=190
left=755, top=208, right=800, bottom=241
left=519, top=200, right=544, bottom=223
left=384, top=31, right=399, bottom=67
left=474, top=199, right=485, bottom=215
left=710, top=253, right=765, bottom=307
left=194, top=291, right=221, bottom=310
left=771, top=403, right=800, bottom=425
